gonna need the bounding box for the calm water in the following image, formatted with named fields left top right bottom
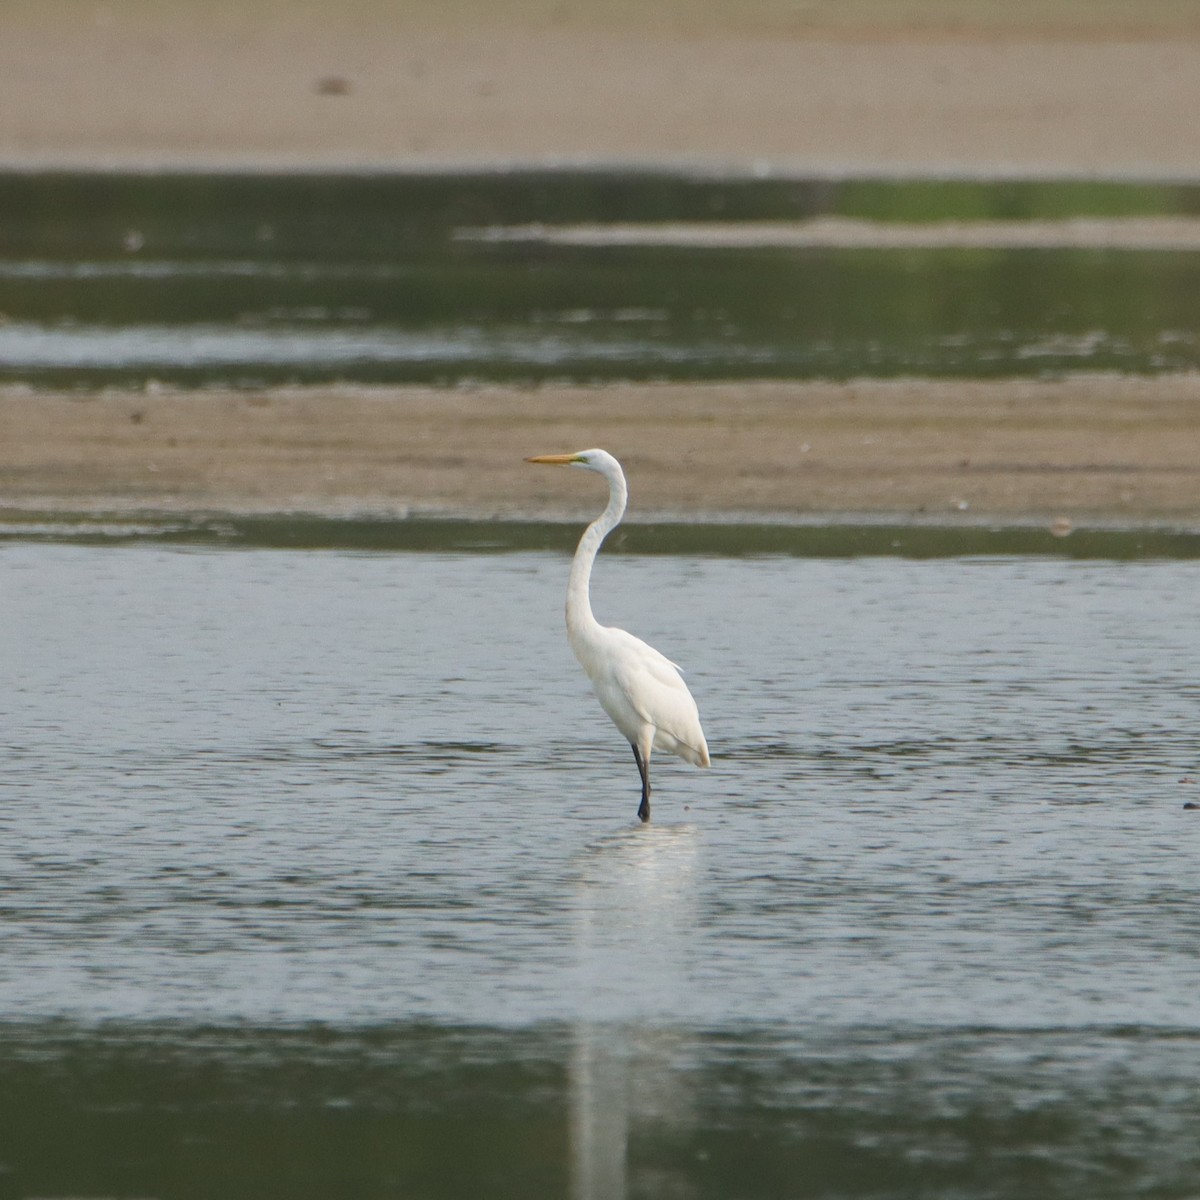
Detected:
left=5, top=171, right=1200, bottom=386
left=4, top=540, right=1200, bottom=1197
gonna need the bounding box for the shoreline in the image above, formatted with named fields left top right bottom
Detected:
left=6, top=162, right=1200, bottom=184
left=6, top=508, right=1200, bottom=539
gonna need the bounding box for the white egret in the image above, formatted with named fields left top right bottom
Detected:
left=526, top=449, right=710, bottom=822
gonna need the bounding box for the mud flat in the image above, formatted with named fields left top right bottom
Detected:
left=3, top=376, right=1200, bottom=526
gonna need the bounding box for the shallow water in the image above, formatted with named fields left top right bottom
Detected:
left=4, top=542, right=1200, bottom=1196
left=4, top=171, right=1200, bottom=386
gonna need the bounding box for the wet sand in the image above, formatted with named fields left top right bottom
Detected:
left=4, top=377, right=1200, bottom=525
left=462, top=217, right=1200, bottom=251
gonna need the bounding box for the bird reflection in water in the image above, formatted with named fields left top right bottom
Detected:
left=570, top=825, right=701, bottom=1200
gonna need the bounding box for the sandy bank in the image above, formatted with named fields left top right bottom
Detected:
left=3, top=377, right=1200, bottom=526
left=3, top=1, right=1200, bottom=177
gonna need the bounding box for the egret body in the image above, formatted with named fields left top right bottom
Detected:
left=526, top=449, right=710, bottom=822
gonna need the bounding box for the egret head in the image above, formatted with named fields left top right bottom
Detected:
left=525, top=449, right=617, bottom=474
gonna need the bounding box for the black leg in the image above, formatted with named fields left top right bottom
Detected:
left=632, top=743, right=651, bottom=823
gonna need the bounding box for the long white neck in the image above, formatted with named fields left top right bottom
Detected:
left=566, top=460, right=627, bottom=648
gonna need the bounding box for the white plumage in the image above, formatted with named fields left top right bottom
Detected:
left=526, top=448, right=710, bottom=821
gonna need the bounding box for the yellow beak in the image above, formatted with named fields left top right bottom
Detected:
left=525, top=453, right=581, bottom=465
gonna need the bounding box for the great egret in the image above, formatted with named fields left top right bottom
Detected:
left=526, top=449, right=710, bottom=822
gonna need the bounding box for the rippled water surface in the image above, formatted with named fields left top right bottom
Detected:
left=5, top=541, right=1200, bottom=1197
left=5, top=171, right=1200, bottom=386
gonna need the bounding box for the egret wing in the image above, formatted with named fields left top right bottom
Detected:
left=605, top=629, right=709, bottom=765
left=604, top=627, right=689, bottom=688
